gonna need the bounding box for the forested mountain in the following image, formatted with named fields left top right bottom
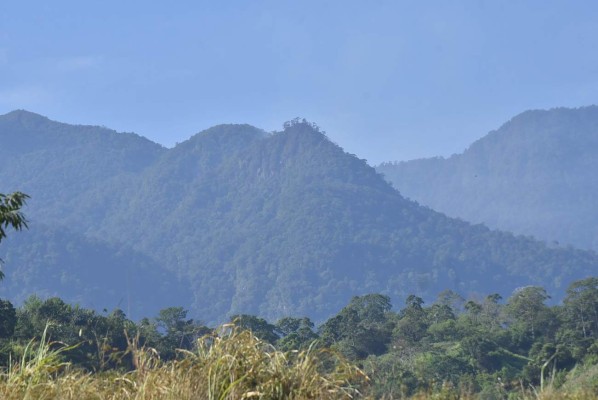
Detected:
left=0, top=110, right=165, bottom=227
left=1, top=111, right=597, bottom=323
left=377, top=106, right=598, bottom=251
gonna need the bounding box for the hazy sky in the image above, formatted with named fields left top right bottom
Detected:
left=2, top=1, right=598, bottom=164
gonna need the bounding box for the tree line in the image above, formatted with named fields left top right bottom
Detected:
left=0, top=278, right=595, bottom=397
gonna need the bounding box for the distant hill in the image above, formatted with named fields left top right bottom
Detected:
left=1, top=111, right=597, bottom=323
left=377, top=106, right=598, bottom=251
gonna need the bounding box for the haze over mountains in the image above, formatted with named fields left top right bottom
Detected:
left=378, top=106, right=598, bottom=252
left=1, top=110, right=596, bottom=323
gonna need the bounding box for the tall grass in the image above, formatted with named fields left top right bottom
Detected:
left=0, top=324, right=368, bottom=399
left=1, top=324, right=596, bottom=399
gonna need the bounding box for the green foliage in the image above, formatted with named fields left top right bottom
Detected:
left=320, top=294, right=394, bottom=359
left=395, top=295, right=428, bottom=344
left=0, top=280, right=596, bottom=397
left=153, top=307, right=209, bottom=359
left=0, top=300, right=16, bottom=339
left=563, top=277, right=598, bottom=339
left=0, top=191, right=28, bottom=276
left=359, top=280, right=598, bottom=397
left=505, top=286, right=552, bottom=340
left=275, top=317, right=318, bottom=351
left=230, top=314, right=279, bottom=344
left=0, top=192, right=28, bottom=244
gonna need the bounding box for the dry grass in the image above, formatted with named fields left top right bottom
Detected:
left=1, top=325, right=597, bottom=399
left=0, top=324, right=368, bottom=399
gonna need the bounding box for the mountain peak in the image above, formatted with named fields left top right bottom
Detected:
left=462, top=105, right=598, bottom=159
left=173, top=124, right=266, bottom=154
left=274, top=118, right=334, bottom=152
left=3, top=109, right=47, bottom=118
left=281, top=118, right=326, bottom=136
left=198, top=123, right=266, bottom=139
left=494, top=105, right=598, bottom=136
left=1, top=109, right=50, bottom=125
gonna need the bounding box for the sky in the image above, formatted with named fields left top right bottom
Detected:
left=2, top=1, right=598, bottom=164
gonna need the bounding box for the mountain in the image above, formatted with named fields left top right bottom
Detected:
left=0, top=110, right=166, bottom=228
left=1, top=111, right=597, bottom=323
left=377, top=106, right=598, bottom=251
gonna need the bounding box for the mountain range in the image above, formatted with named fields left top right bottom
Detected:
left=1, top=110, right=596, bottom=323
left=377, top=106, right=598, bottom=252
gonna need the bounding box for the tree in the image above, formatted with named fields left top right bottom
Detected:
left=505, top=286, right=550, bottom=340
left=0, top=192, right=29, bottom=243
left=0, top=191, right=29, bottom=277
left=155, top=307, right=208, bottom=359
left=320, top=294, right=394, bottom=359
left=275, top=317, right=318, bottom=351
left=394, top=295, right=427, bottom=343
left=435, top=289, right=464, bottom=315
left=480, top=293, right=503, bottom=330
left=563, top=277, right=598, bottom=339
left=230, top=314, right=279, bottom=344
left=0, top=299, right=16, bottom=338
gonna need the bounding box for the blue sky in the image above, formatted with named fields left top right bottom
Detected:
left=2, top=1, right=598, bottom=164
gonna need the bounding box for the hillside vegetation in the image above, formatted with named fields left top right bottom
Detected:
left=378, top=106, right=598, bottom=251
left=0, top=278, right=595, bottom=399
left=1, top=111, right=597, bottom=322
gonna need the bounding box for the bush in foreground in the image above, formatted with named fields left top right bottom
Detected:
left=0, top=324, right=367, bottom=399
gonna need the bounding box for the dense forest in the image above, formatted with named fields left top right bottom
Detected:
left=377, top=106, right=598, bottom=252
left=0, top=279, right=595, bottom=398
left=1, top=110, right=598, bottom=323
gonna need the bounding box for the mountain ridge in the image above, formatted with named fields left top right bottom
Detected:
left=377, top=105, right=598, bottom=250
left=2, top=110, right=597, bottom=323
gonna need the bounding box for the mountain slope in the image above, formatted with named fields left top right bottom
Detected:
left=88, top=120, right=598, bottom=321
left=0, top=110, right=166, bottom=228
left=0, top=224, right=191, bottom=320
left=377, top=106, right=598, bottom=251
left=1, top=112, right=597, bottom=323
